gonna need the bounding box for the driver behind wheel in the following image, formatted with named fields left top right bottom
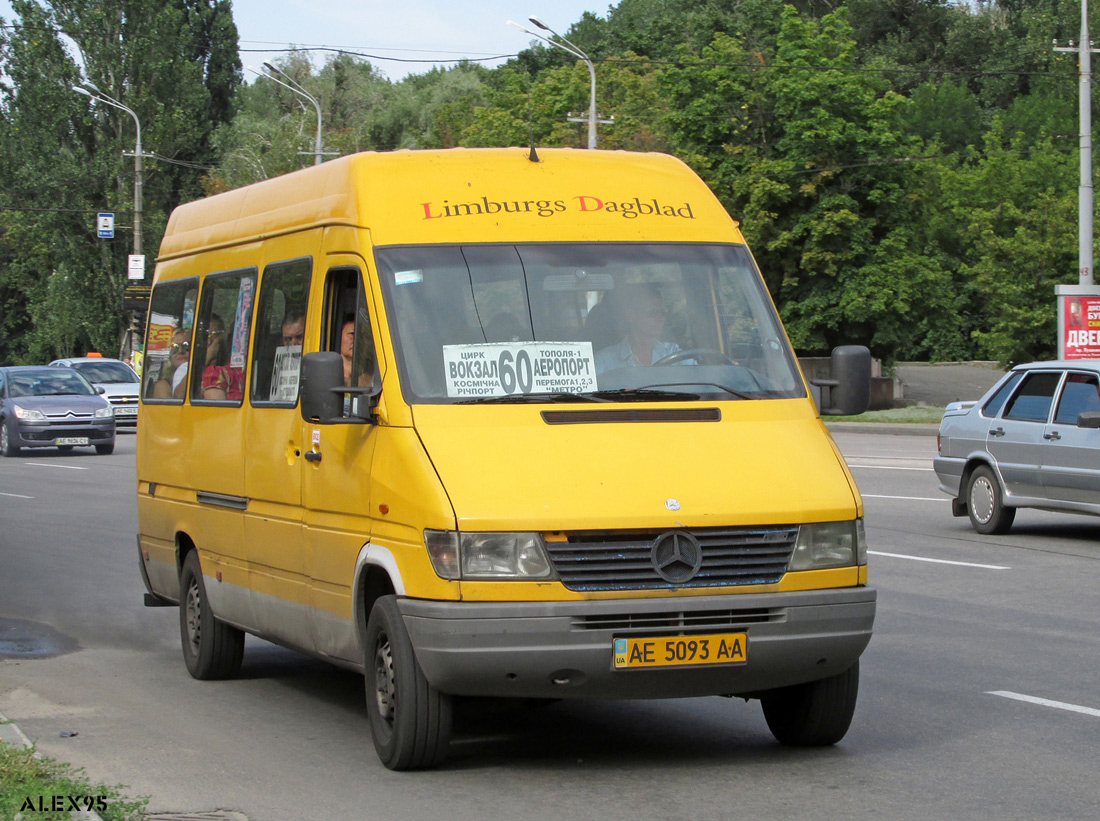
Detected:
left=594, top=283, right=682, bottom=373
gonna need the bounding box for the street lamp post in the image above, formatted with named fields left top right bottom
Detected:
left=255, top=62, right=324, bottom=165
left=73, top=82, right=142, bottom=257
left=508, top=16, right=602, bottom=149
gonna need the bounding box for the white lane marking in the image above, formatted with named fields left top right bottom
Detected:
left=848, top=464, right=935, bottom=471
left=0, top=491, right=33, bottom=499
left=863, top=494, right=945, bottom=502
left=987, top=691, right=1100, bottom=719
left=868, top=550, right=1009, bottom=570
left=24, top=462, right=87, bottom=470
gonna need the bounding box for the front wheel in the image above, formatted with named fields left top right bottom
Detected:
left=179, top=550, right=244, bottom=680
left=95, top=442, right=114, bottom=455
left=1, top=421, right=18, bottom=457
left=760, top=662, right=859, bottom=746
left=364, top=595, right=452, bottom=770
left=966, top=464, right=1015, bottom=535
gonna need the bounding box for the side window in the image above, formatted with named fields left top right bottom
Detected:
left=191, top=269, right=257, bottom=405
left=250, top=258, right=312, bottom=405
left=981, top=371, right=1024, bottom=418
left=1003, top=371, right=1062, bottom=423
left=143, top=278, right=198, bottom=402
left=324, top=267, right=377, bottom=417
left=1054, top=372, right=1100, bottom=425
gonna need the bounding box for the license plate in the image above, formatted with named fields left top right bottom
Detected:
left=56, top=437, right=89, bottom=445
left=113, top=406, right=138, bottom=415
left=614, top=632, right=747, bottom=669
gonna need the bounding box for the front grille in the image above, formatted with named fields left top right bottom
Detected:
left=43, top=410, right=93, bottom=419
left=546, top=526, right=798, bottom=592
left=575, top=607, right=783, bottom=632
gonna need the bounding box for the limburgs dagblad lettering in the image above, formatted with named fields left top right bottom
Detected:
left=422, top=195, right=695, bottom=220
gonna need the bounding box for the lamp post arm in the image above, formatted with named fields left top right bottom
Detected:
left=251, top=65, right=324, bottom=165
left=507, top=19, right=598, bottom=149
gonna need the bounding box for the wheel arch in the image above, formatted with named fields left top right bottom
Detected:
left=353, top=543, right=403, bottom=655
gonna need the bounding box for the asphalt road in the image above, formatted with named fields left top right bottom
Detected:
left=2, top=429, right=1099, bottom=820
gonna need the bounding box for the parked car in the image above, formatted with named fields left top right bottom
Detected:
left=934, top=360, right=1100, bottom=533
left=0, top=365, right=116, bottom=456
left=48, top=356, right=140, bottom=427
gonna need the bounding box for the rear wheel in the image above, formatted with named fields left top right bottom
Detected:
left=761, top=662, right=859, bottom=747
left=179, top=550, right=244, bottom=680
left=364, top=595, right=452, bottom=770
left=966, top=464, right=1015, bottom=535
left=1, top=421, right=18, bottom=457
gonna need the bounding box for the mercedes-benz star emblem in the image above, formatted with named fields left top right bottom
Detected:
left=651, top=530, right=703, bottom=584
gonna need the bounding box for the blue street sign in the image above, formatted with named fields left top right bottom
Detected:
left=97, top=212, right=115, bottom=239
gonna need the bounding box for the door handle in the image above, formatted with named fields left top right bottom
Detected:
left=990, top=427, right=1005, bottom=437
left=1043, top=431, right=1061, bottom=441
left=304, top=450, right=322, bottom=463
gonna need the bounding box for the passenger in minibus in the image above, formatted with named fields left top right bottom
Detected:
left=282, top=311, right=305, bottom=348
left=152, top=328, right=191, bottom=399
left=594, top=283, right=681, bottom=373
left=201, top=315, right=243, bottom=401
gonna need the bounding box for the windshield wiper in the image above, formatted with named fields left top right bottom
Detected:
left=595, top=383, right=754, bottom=401
left=589, top=387, right=701, bottom=402
left=457, top=392, right=612, bottom=405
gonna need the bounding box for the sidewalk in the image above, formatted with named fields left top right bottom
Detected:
left=1, top=710, right=104, bottom=821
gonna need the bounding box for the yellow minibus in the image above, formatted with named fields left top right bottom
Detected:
left=136, top=148, right=875, bottom=770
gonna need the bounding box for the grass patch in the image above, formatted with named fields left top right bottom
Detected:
left=828, top=405, right=945, bottom=424
left=0, top=740, right=147, bottom=820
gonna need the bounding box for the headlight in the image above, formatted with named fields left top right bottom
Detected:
left=424, top=530, right=556, bottom=580
left=788, top=519, right=867, bottom=571
left=94, top=406, right=113, bottom=418
left=12, top=404, right=45, bottom=420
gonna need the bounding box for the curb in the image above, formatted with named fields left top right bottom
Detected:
left=1, top=711, right=106, bottom=821
left=825, top=421, right=939, bottom=436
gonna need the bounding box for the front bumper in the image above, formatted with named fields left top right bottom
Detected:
left=399, top=586, right=876, bottom=699
left=13, top=418, right=115, bottom=448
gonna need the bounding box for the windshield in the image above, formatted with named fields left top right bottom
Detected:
left=8, top=368, right=96, bottom=398
left=375, top=244, right=803, bottom=404
left=71, top=361, right=138, bottom=384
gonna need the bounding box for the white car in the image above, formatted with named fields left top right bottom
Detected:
left=48, top=357, right=140, bottom=427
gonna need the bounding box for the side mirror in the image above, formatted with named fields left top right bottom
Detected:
left=813, top=345, right=871, bottom=416
left=300, top=352, right=344, bottom=423
left=1078, top=410, right=1100, bottom=429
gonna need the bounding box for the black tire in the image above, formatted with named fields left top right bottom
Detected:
left=761, top=662, right=860, bottom=747
left=1, top=420, right=18, bottom=457
left=95, top=442, right=115, bottom=455
left=179, top=550, right=244, bottom=680
left=966, top=464, right=1015, bottom=535
left=57, top=445, right=74, bottom=453
left=364, top=595, right=452, bottom=770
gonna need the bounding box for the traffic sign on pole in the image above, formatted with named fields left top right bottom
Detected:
left=97, top=212, right=115, bottom=239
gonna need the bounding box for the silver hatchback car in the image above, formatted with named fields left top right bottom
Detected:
left=934, top=360, right=1100, bottom=533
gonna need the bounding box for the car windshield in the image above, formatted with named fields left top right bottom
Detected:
left=375, top=243, right=804, bottom=404
left=71, top=361, right=137, bottom=384
left=9, top=369, right=96, bottom=398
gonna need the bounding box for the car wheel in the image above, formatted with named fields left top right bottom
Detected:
left=364, top=594, right=452, bottom=770
left=95, top=442, right=114, bottom=455
left=179, top=550, right=244, bottom=680
left=57, top=445, right=74, bottom=453
left=761, top=662, right=859, bottom=747
left=0, top=420, right=18, bottom=457
left=966, top=465, right=1015, bottom=535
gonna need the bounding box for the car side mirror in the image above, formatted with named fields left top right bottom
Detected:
left=1077, top=410, right=1100, bottom=429
left=95, top=386, right=106, bottom=395
left=300, top=352, right=345, bottom=423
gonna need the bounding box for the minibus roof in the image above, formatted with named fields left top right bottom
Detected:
left=158, top=148, right=745, bottom=259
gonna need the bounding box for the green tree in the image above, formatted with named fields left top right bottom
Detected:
left=0, top=0, right=241, bottom=360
